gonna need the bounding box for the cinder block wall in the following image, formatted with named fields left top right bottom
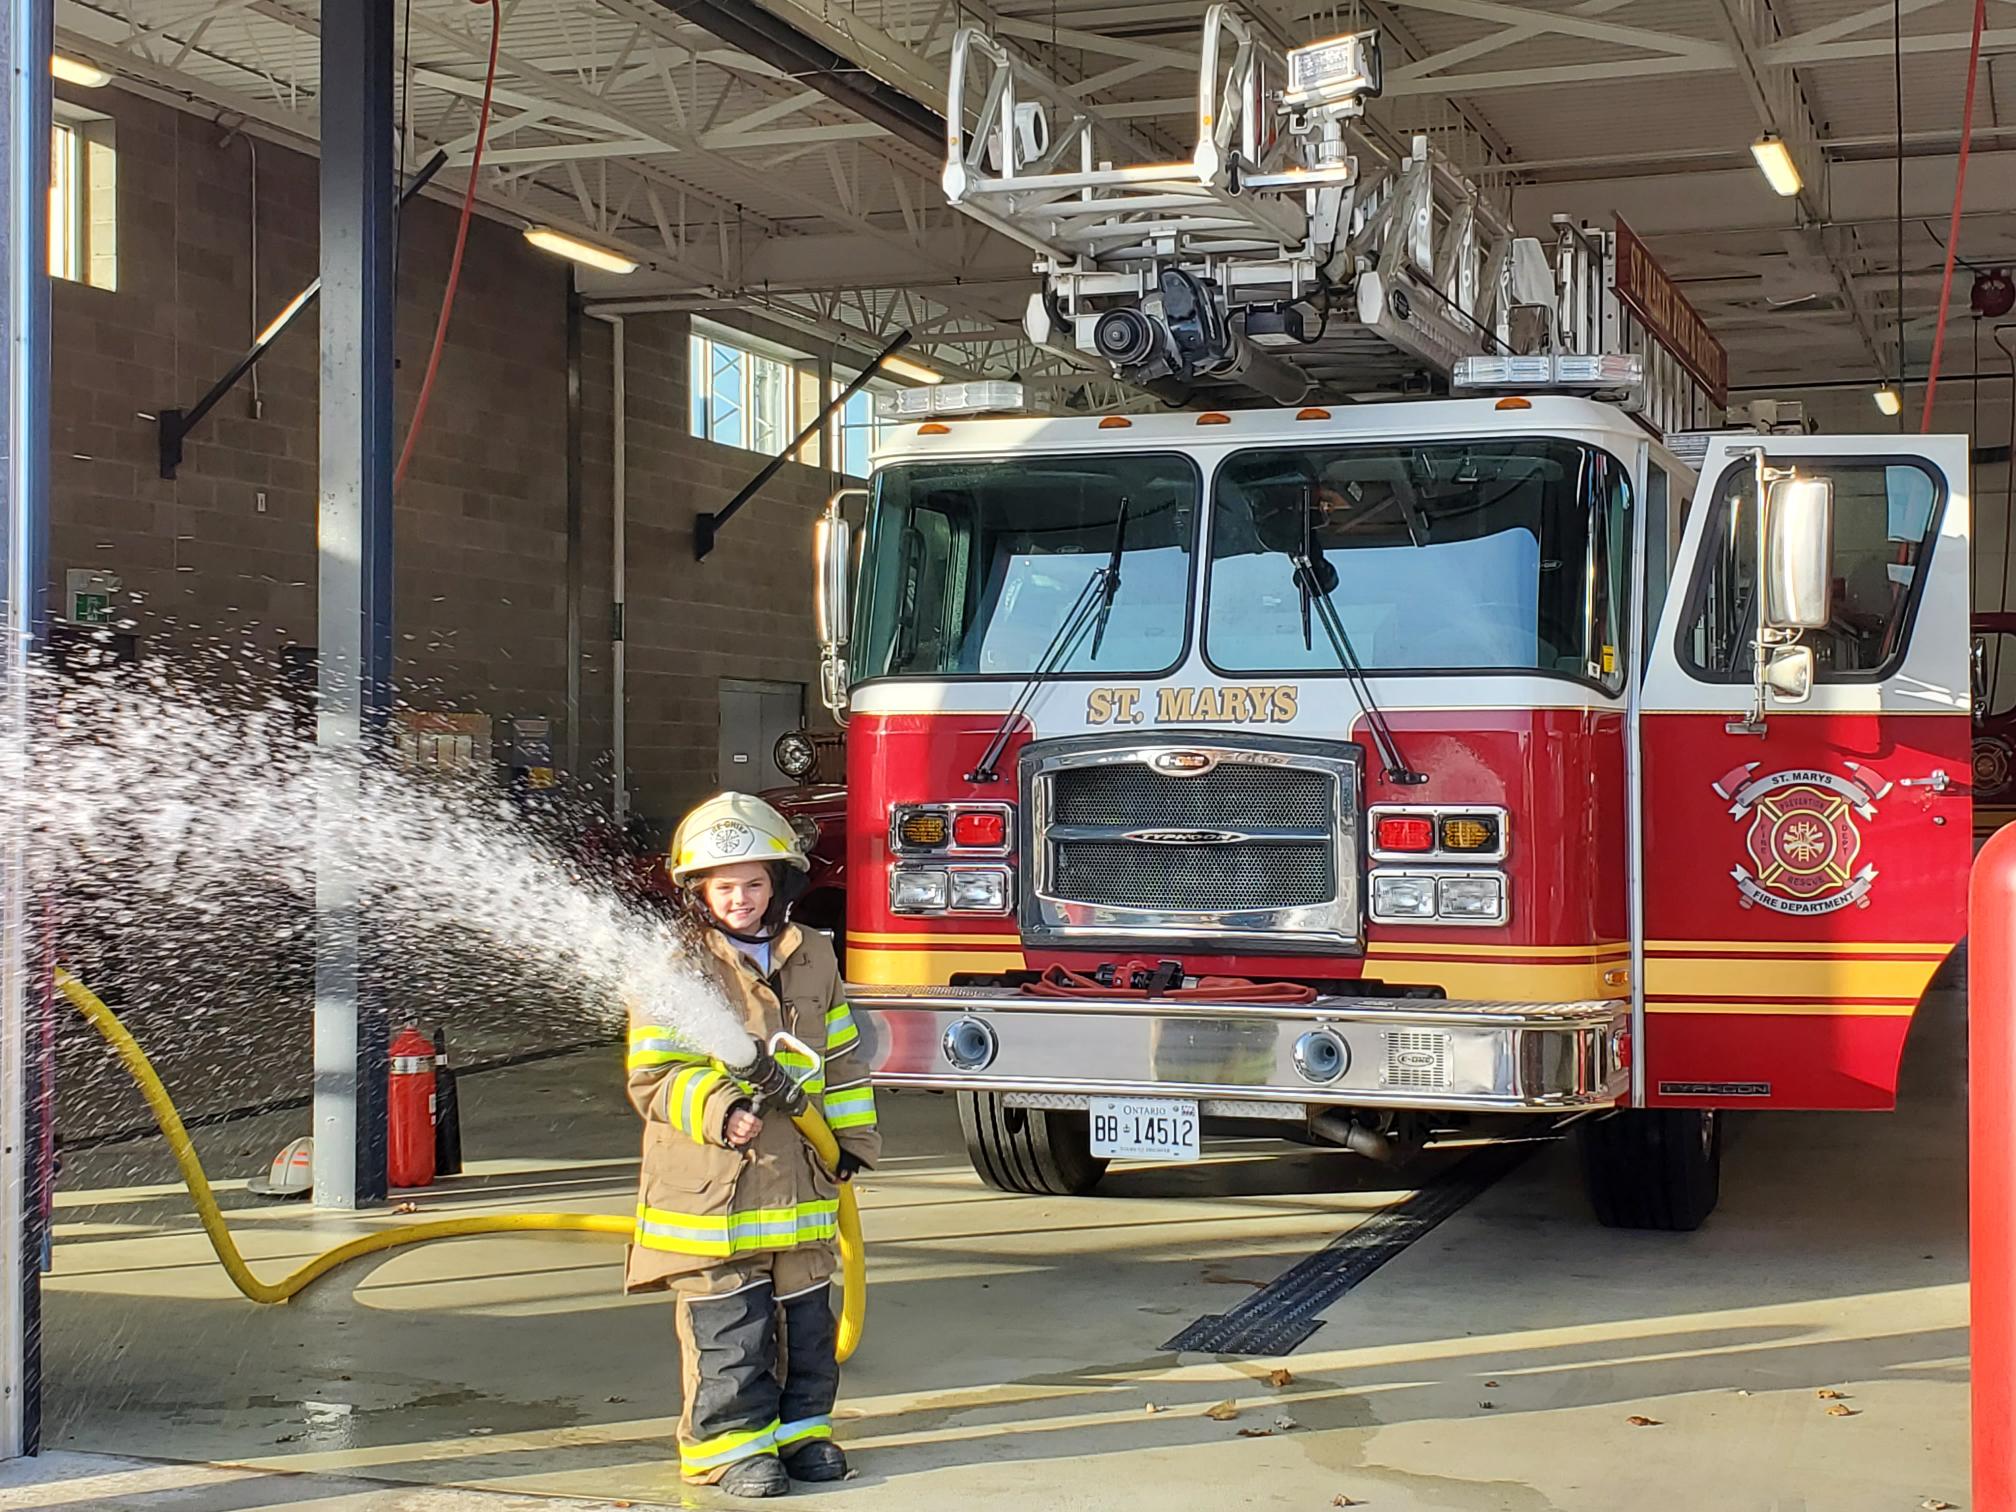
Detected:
left=49, top=82, right=839, bottom=830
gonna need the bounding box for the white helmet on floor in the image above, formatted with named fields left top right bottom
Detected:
left=668, top=792, right=810, bottom=884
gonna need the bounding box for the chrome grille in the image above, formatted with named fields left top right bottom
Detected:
left=1054, top=840, right=1334, bottom=911
left=1022, top=736, right=1363, bottom=955
left=1051, top=763, right=1332, bottom=829
left=1384, top=1030, right=1453, bottom=1090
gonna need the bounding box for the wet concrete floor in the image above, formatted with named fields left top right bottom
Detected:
left=14, top=978, right=1969, bottom=1510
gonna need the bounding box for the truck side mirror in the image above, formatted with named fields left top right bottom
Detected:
left=1764, top=643, right=1814, bottom=704
left=1762, top=474, right=1834, bottom=631
left=814, top=490, right=864, bottom=718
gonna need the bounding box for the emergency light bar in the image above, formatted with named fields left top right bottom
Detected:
left=1283, top=30, right=1382, bottom=110
left=877, top=380, right=1025, bottom=420
left=1452, top=353, right=1644, bottom=398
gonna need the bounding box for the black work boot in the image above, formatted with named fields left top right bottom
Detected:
left=718, top=1455, right=790, bottom=1498
left=782, top=1440, right=849, bottom=1482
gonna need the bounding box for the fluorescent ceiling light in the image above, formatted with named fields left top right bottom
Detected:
left=878, top=352, right=943, bottom=385
left=523, top=226, right=638, bottom=275
left=1750, top=134, right=1802, bottom=198
left=1873, top=386, right=1903, bottom=417
left=51, top=53, right=110, bottom=88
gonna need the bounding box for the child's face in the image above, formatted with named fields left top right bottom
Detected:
left=700, top=863, right=774, bottom=934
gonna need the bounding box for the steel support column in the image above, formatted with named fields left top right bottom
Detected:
left=314, top=0, right=395, bottom=1211
left=0, top=0, right=49, bottom=1461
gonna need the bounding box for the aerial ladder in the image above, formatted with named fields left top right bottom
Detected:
left=941, top=6, right=1669, bottom=416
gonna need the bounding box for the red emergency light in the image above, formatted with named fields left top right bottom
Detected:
left=954, top=810, right=1008, bottom=849
left=1375, top=815, right=1435, bottom=853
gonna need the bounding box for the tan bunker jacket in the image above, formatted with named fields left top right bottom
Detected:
left=624, top=924, right=879, bottom=1292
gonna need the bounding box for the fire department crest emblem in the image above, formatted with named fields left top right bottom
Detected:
left=706, top=818, right=755, bottom=857
left=1710, top=761, right=1892, bottom=915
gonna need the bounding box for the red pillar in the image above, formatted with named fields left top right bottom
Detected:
left=1972, top=825, right=2016, bottom=1508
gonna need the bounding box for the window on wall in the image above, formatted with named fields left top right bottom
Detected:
left=831, top=375, right=900, bottom=479
left=50, top=105, right=115, bottom=289
left=688, top=326, right=798, bottom=456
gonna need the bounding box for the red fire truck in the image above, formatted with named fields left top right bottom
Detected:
left=811, top=11, right=1973, bottom=1229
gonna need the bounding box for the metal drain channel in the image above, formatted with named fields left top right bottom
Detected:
left=1161, top=1140, right=1536, bottom=1357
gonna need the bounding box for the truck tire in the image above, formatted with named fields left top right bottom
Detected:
left=958, top=1092, right=1109, bottom=1195
left=1578, top=1108, right=1721, bottom=1231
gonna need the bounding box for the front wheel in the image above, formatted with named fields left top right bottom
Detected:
left=1579, top=1108, right=1722, bottom=1231
left=958, top=1092, right=1109, bottom=1195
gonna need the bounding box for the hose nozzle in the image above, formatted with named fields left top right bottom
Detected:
left=731, top=1035, right=809, bottom=1117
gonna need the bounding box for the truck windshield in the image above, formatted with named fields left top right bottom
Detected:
left=853, top=453, right=1197, bottom=680
left=1205, top=438, right=1630, bottom=689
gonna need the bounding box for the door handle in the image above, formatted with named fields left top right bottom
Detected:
left=1900, top=770, right=1952, bottom=793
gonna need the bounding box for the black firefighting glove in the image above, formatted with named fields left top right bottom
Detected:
left=835, top=1150, right=869, bottom=1183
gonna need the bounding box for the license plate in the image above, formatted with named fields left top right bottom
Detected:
left=1089, top=1097, right=1201, bottom=1162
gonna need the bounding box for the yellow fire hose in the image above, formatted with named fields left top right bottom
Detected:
left=54, top=969, right=864, bottom=1360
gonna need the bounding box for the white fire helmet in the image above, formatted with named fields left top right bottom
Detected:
left=668, top=792, right=810, bottom=884
left=247, top=1135, right=314, bottom=1199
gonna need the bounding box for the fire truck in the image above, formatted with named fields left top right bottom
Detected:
left=814, top=9, right=1972, bottom=1229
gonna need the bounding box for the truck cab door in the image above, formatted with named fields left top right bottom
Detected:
left=1636, top=434, right=1971, bottom=1110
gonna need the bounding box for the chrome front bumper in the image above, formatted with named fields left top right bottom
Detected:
left=854, top=986, right=1628, bottom=1114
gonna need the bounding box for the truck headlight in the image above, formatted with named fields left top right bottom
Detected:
left=1370, top=872, right=1436, bottom=921
left=948, top=866, right=1010, bottom=913
left=1438, top=875, right=1507, bottom=923
left=891, top=868, right=950, bottom=912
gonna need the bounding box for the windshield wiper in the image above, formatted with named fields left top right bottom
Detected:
left=1290, top=488, right=1428, bottom=787
left=968, top=498, right=1132, bottom=784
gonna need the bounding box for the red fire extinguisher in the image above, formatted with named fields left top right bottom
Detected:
left=388, top=1025, right=437, bottom=1189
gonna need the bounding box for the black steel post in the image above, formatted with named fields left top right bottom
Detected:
left=315, top=0, right=396, bottom=1210
left=2, top=0, right=53, bottom=1453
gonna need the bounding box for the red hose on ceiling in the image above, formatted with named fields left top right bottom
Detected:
left=1918, top=0, right=1987, bottom=431
left=394, top=0, right=501, bottom=488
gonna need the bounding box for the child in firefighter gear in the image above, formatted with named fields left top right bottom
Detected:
left=625, top=792, right=880, bottom=1499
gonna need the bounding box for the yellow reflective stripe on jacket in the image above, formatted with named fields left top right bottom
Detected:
left=626, top=1025, right=708, bottom=1073
left=635, top=1200, right=841, bottom=1258
left=667, top=1065, right=729, bottom=1142
left=682, top=1418, right=780, bottom=1471
left=823, top=1084, right=877, bottom=1131
left=824, top=1002, right=858, bottom=1052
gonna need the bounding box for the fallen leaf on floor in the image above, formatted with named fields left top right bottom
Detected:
left=1332, top=1497, right=1365, bottom=1508
left=1816, top=1388, right=1847, bottom=1400
left=1236, top=1427, right=1274, bottom=1439
left=1205, top=1401, right=1240, bottom=1421
left=1826, top=1404, right=1858, bottom=1418
left=469, top=1427, right=495, bottom=1436
left=1144, top=1403, right=1163, bottom=1414
left=604, top=1396, right=626, bottom=1404
left=392, top=1201, right=421, bottom=1215
left=1268, top=1368, right=1295, bottom=1388
left=1478, top=1400, right=1496, bottom=1410
left=1735, top=1389, right=1751, bottom=1397
left=1626, top=1415, right=1661, bottom=1427
left=273, top=1434, right=299, bottom=1444
left=1484, top=1379, right=1500, bottom=1388
left=1274, top=1415, right=1300, bottom=1431
left=1920, top=1499, right=1956, bottom=1510
left=843, top=1469, right=859, bottom=1481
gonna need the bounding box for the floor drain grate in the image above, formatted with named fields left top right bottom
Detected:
left=1162, top=1141, right=1535, bottom=1357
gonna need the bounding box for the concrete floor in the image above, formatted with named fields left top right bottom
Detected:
left=15, top=974, right=1970, bottom=1511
